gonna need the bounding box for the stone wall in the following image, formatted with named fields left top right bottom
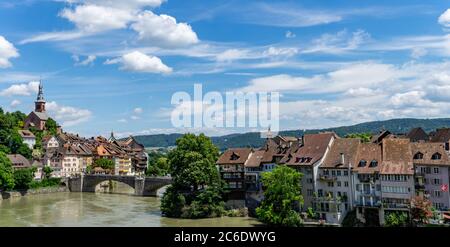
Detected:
left=0, top=186, right=68, bottom=201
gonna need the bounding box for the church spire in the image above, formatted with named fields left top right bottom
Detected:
left=34, top=80, right=46, bottom=112
left=37, top=80, right=44, bottom=102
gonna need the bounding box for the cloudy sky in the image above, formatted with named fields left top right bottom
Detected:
left=1, top=0, right=450, bottom=137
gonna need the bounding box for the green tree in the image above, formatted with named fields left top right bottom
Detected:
left=345, top=133, right=372, bottom=143
left=161, top=133, right=224, bottom=218
left=384, top=211, right=409, bottom=227
left=45, top=118, right=58, bottom=136
left=93, top=158, right=115, bottom=170
left=13, top=167, right=36, bottom=190
left=147, top=157, right=169, bottom=176
left=256, top=166, right=304, bottom=227
left=43, top=166, right=53, bottom=179
left=0, top=152, right=15, bottom=190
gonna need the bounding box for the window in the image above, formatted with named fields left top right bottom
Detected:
left=344, top=170, right=348, bottom=176
left=328, top=182, right=334, bottom=187
left=433, top=167, right=440, bottom=174
left=323, top=170, right=329, bottom=175
left=336, top=170, right=341, bottom=176
left=337, top=181, right=342, bottom=187
left=318, top=189, right=323, bottom=197
left=431, top=152, right=442, bottom=160
left=369, top=160, right=378, bottom=167
left=344, top=181, right=349, bottom=187
left=413, top=152, right=424, bottom=159
left=307, top=189, right=313, bottom=196
left=433, top=190, right=442, bottom=198
left=432, top=178, right=441, bottom=185
left=358, top=160, right=367, bottom=167
left=307, top=178, right=313, bottom=184
left=356, top=184, right=361, bottom=191
left=331, top=170, right=336, bottom=176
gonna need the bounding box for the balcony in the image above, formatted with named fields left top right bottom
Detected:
left=382, top=203, right=410, bottom=209
left=355, top=201, right=382, bottom=208
left=415, top=184, right=425, bottom=190
left=319, top=175, right=337, bottom=181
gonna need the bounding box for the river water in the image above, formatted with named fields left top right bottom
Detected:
left=0, top=192, right=260, bottom=227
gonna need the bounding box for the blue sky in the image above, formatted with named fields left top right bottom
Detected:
left=1, top=0, right=450, bottom=138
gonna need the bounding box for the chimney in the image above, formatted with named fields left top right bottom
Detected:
left=340, top=153, right=345, bottom=165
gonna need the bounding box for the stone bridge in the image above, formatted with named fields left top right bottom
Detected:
left=68, top=175, right=172, bottom=196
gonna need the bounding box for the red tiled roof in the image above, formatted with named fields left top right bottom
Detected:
left=410, top=142, right=450, bottom=166
left=380, top=138, right=414, bottom=175
left=354, top=143, right=382, bottom=174
left=216, top=148, right=252, bottom=165
left=321, top=138, right=360, bottom=169
left=281, top=133, right=335, bottom=166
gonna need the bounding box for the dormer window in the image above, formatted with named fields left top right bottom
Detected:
left=230, top=152, right=240, bottom=161
left=431, top=152, right=442, bottom=160
left=305, top=157, right=312, bottom=163
left=369, top=160, right=378, bottom=167
left=414, top=152, right=424, bottom=160
left=358, top=160, right=367, bottom=167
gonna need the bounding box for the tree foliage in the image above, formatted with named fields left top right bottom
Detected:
left=0, top=151, right=15, bottom=190
left=384, top=211, right=409, bottom=227
left=13, top=167, right=36, bottom=190
left=93, top=158, right=115, bottom=170
left=161, top=133, right=224, bottom=218
left=0, top=108, right=32, bottom=159
left=345, top=133, right=372, bottom=143
left=43, top=166, right=53, bottom=179
left=146, top=151, right=169, bottom=176
left=45, top=118, right=58, bottom=136
left=411, top=196, right=433, bottom=225
left=256, top=165, right=304, bottom=227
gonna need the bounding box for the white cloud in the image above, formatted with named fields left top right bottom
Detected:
left=64, top=0, right=166, bottom=9
left=10, top=99, right=21, bottom=108
left=131, top=11, right=199, bottom=47
left=390, top=91, right=433, bottom=108
left=411, top=47, right=427, bottom=59
left=285, top=31, right=296, bottom=38
left=240, top=62, right=398, bottom=93
left=130, top=115, right=140, bottom=120
left=304, top=29, right=370, bottom=54
left=0, top=81, right=39, bottom=96
left=263, top=47, right=298, bottom=57
left=0, top=36, right=19, bottom=68
left=117, top=118, right=127, bottom=123
left=105, top=51, right=172, bottom=74
left=46, top=101, right=92, bottom=127
left=73, top=55, right=96, bottom=66
left=133, top=107, right=143, bottom=114
left=60, top=4, right=134, bottom=33
left=216, top=49, right=250, bottom=62
left=19, top=31, right=86, bottom=44
left=438, top=9, right=450, bottom=27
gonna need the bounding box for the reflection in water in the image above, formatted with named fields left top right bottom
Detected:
left=0, top=193, right=259, bottom=227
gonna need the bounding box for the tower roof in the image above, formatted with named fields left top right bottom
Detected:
left=36, top=81, right=45, bottom=102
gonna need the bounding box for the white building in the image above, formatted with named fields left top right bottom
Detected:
left=18, top=130, right=36, bottom=149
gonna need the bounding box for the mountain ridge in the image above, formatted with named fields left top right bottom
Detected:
left=133, top=118, right=450, bottom=150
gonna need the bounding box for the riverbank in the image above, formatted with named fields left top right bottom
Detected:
left=0, top=186, right=68, bottom=201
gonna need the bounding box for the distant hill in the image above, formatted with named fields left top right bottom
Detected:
left=133, top=118, right=450, bottom=151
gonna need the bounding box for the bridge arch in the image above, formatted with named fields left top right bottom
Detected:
left=68, top=175, right=172, bottom=196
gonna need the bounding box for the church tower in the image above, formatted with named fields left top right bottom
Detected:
left=35, top=81, right=46, bottom=112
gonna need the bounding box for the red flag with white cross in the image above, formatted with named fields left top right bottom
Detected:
left=441, top=184, right=449, bottom=192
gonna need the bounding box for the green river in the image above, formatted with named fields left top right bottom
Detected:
left=0, top=192, right=260, bottom=227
